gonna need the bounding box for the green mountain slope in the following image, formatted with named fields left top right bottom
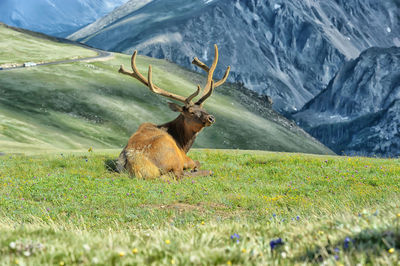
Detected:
left=0, top=23, right=333, bottom=155
left=0, top=23, right=97, bottom=67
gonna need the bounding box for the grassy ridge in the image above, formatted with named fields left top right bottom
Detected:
left=0, top=53, right=332, bottom=155
left=0, top=150, right=399, bottom=264
left=0, top=24, right=97, bottom=66
left=0, top=22, right=332, bottom=155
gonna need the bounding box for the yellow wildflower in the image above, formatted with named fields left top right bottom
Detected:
left=165, top=239, right=171, bottom=245
left=388, top=248, right=395, bottom=254
left=119, top=251, right=126, bottom=257
left=132, top=248, right=138, bottom=254
left=241, top=248, right=247, bottom=253
left=227, top=261, right=232, bottom=265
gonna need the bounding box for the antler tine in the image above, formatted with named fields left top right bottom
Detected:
left=202, top=44, right=219, bottom=97
left=196, top=80, right=214, bottom=106
left=192, top=57, right=209, bottom=72
left=185, top=85, right=201, bottom=106
left=120, top=50, right=199, bottom=104
left=191, top=45, right=231, bottom=94
left=215, top=66, right=231, bottom=87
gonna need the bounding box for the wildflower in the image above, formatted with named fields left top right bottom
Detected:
left=132, top=248, right=138, bottom=254
left=119, top=251, right=126, bottom=257
left=227, top=261, right=232, bottom=265
left=83, top=244, right=90, bottom=251
left=201, top=221, right=205, bottom=225
left=272, top=213, right=277, bottom=217
left=334, top=247, right=340, bottom=253
left=88, top=147, right=93, bottom=152
left=388, top=248, right=395, bottom=254
left=334, top=255, right=339, bottom=261
left=296, top=215, right=300, bottom=221
left=397, top=213, right=400, bottom=218
left=165, top=239, right=171, bottom=245
left=59, top=262, right=65, bottom=266
left=343, top=237, right=352, bottom=249
left=171, top=259, right=175, bottom=264
left=241, top=248, right=247, bottom=253
left=318, top=231, right=324, bottom=235
left=270, top=238, right=284, bottom=250
left=9, top=242, right=16, bottom=249
left=281, top=252, right=287, bottom=258
left=23, top=250, right=31, bottom=257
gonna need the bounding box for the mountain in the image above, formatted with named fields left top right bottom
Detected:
left=0, top=23, right=333, bottom=155
left=69, top=0, right=400, bottom=112
left=293, top=47, right=400, bottom=157
left=0, top=0, right=129, bottom=37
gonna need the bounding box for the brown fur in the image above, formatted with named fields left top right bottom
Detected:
left=117, top=45, right=230, bottom=179
left=118, top=112, right=209, bottom=179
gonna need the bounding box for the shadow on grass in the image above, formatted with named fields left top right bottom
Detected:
left=298, top=227, right=400, bottom=263
left=104, top=158, right=119, bottom=173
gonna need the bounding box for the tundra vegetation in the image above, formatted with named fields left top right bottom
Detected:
left=0, top=150, right=399, bottom=265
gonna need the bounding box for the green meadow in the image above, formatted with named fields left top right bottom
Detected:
left=0, top=23, right=97, bottom=66
left=0, top=150, right=399, bottom=265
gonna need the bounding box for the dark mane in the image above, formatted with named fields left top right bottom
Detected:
left=158, top=114, right=199, bottom=153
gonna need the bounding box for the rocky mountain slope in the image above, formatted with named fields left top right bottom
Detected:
left=70, top=0, right=400, bottom=112
left=293, top=47, right=400, bottom=157
left=0, top=0, right=129, bottom=37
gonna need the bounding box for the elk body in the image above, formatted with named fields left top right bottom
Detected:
left=116, top=45, right=230, bottom=179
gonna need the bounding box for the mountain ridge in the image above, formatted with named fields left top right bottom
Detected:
left=0, top=0, right=129, bottom=37
left=293, top=46, right=400, bottom=157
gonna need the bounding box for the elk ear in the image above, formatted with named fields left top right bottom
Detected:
left=168, top=102, right=183, bottom=112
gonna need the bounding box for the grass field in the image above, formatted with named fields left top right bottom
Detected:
left=0, top=149, right=399, bottom=265
left=0, top=24, right=97, bottom=66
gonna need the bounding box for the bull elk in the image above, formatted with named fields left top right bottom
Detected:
left=116, top=44, right=230, bottom=179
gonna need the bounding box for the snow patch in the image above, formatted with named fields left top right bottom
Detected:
left=274, top=4, right=282, bottom=10
left=136, top=33, right=183, bottom=49
left=204, top=0, right=215, bottom=4
left=394, top=37, right=400, bottom=47
left=386, top=27, right=391, bottom=33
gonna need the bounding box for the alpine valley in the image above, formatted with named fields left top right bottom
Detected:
left=0, top=0, right=129, bottom=37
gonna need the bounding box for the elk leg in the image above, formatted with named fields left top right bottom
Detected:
left=183, top=156, right=200, bottom=170
left=184, top=169, right=213, bottom=177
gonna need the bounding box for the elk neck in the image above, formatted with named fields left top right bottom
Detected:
left=158, top=114, right=203, bottom=153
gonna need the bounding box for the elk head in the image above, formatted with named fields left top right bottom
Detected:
left=118, top=44, right=230, bottom=133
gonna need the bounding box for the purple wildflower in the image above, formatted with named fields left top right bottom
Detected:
left=344, top=237, right=352, bottom=249
left=270, top=238, right=284, bottom=250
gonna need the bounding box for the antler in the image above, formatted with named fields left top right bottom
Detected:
left=119, top=51, right=200, bottom=105
left=192, top=44, right=231, bottom=105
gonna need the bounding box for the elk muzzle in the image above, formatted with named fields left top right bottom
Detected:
left=206, top=115, right=215, bottom=125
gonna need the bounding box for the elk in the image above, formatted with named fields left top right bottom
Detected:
left=116, top=44, right=230, bottom=179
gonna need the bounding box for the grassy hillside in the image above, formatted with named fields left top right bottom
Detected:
left=0, top=24, right=332, bottom=155
left=0, top=23, right=97, bottom=66
left=0, top=150, right=399, bottom=264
